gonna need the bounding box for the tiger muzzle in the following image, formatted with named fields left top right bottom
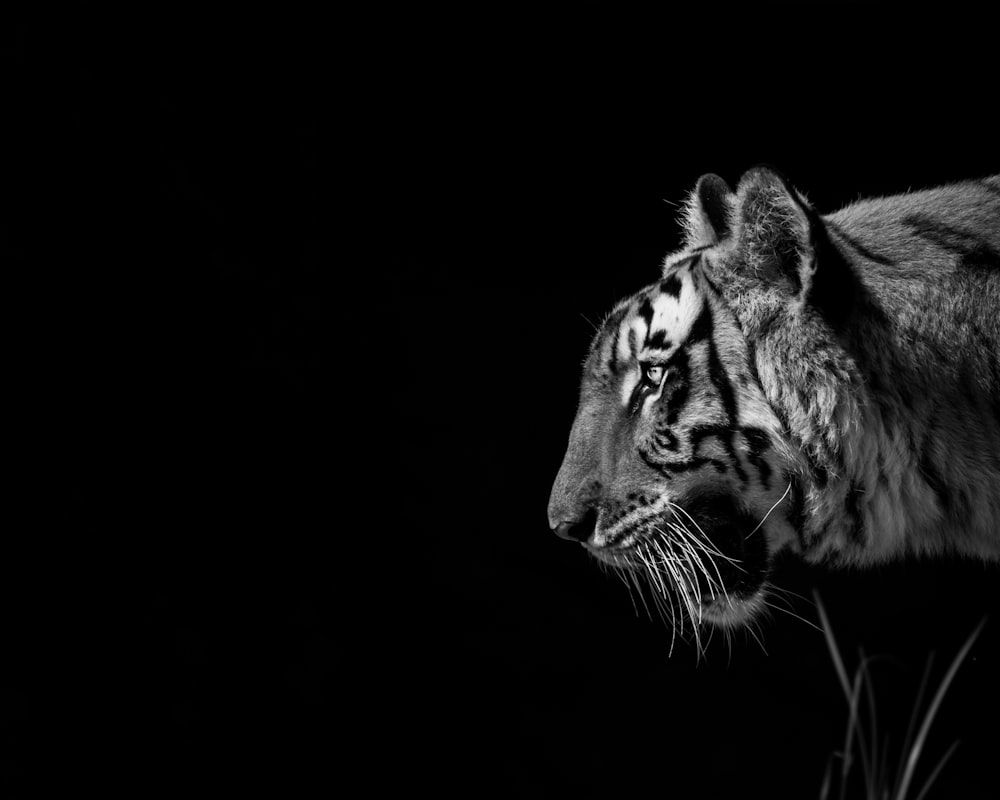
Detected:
left=679, top=490, right=770, bottom=600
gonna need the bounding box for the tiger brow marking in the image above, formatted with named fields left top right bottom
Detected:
left=663, top=349, right=691, bottom=426
left=685, top=302, right=713, bottom=344
left=608, top=321, right=622, bottom=374
left=704, top=333, right=748, bottom=484
left=637, top=296, right=656, bottom=331
left=646, top=327, right=671, bottom=350
left=741, top=427, right=773, bottom=491
left=659, top=275, right=683, bottom=299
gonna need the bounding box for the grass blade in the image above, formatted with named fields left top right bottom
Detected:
left=911, top=739, right=960, bottom=800
left=840, top=668, right=865, bottom=800
left=814, top=591, right=852, bottom=702
left=892, top=654, right=934, bottom=795
left=894, top=618, right=986, bottom=800
left=819, top=752, right=835, bottom=800
left=861, top=648, right=880, bottom=798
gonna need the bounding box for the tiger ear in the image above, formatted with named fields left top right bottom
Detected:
left=682, top=173, right=734, bottom=247
left=732, top=166, right=818, bottom=296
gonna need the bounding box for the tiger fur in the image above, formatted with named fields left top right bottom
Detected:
left=547, top=168, right=1000, bottom=632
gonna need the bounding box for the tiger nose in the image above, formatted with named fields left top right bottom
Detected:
left=551, top=507, right=598, bottom=543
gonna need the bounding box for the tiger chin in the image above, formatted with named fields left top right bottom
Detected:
left=548, top=167, right=1000, bottom=638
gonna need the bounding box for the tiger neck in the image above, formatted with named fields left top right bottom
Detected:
left=756, top=311, right=1000, bottom=566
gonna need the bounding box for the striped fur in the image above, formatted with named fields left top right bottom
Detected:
left=548, top=168, right=1000, bottom=636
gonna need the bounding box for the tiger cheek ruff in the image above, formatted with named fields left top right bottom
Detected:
left=548, top=168, right=1000, bottom=643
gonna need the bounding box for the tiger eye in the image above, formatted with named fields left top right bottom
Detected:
left=644, top=365, right=664, bottom=386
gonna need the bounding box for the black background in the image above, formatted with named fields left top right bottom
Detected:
left=7, top=6, right=999, bottom=797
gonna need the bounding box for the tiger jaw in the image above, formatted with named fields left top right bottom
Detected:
left=584, top=493, right=771, bottom=627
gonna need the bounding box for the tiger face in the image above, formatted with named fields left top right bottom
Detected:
left=550, top=166, right=1000, bottom=639
left=548, top=248, right=798, bottom=632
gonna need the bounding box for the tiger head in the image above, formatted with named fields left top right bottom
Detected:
left=548, top=168, right=824, bottom=631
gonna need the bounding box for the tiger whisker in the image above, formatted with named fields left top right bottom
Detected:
left=652, top=532, right=707, bottom=613
left=662, top=523, right=727, bottom=595
left=744, top=614, right=769, bottom=656
left=618, top=564, right=641, bottom=618
left=629, top=562, right=654, bottom=622
left=671, top=542, right=717, bottom=617
left=656, top=542, right=684, bottom=648
left=663, top=520, right=735, bottom=606
left=665, top=501, right=714, bottom=545
left=642, top=543, right=672, bottom=601
left=642, top=544, right=680, bottom=650
left=665, top=507, right=745, bottom=567
left=643, top=547, right=673, bottom=622
left=606, top=495, right=770, bottom=659
left=669, top=552, right=704, bottom=636
left=745, top=481, right=792, bottom=540
left=643, top=537, right=700, bottom=641
left=767, top=582, right=816, bottom=610
left=761, top=598, right=824, bottom=633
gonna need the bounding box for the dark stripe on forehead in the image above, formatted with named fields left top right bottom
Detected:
left=659, top=275, right=682, bottom=298
left=706, top=327, right=747, bottom=483
left=686, top=303, right=713, bottom=344
left=627, top=325, right=639, bottom=362
left=646, top=329, right=670, bottom=350
left=596, top=303, right=631, bottom=371
left=663, top=349, right=690, bottom=426
left=741, top=427, right=773, bottom=491
left=640, top=286, right=669, bottom=349
left=637, top=297, right=655, bottom=337
left=608, top=322, right=622, bottom=374
left=707, top=336, right=737, bottom=421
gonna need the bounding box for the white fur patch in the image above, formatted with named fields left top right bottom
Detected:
left=640, top=275, right=704, bottom=360
left=652, top=286, right=699, bottom=343
left=629, top=316, right=648, bottom=349
left=616, top=317, right=634, bottom=363
left=620, top=370, right=640, bottom=406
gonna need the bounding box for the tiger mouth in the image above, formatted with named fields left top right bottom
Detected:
left=589, top=492, right=770, bottom=611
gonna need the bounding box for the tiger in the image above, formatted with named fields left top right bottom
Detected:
left=547, top=167, right=1000, bottom=642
